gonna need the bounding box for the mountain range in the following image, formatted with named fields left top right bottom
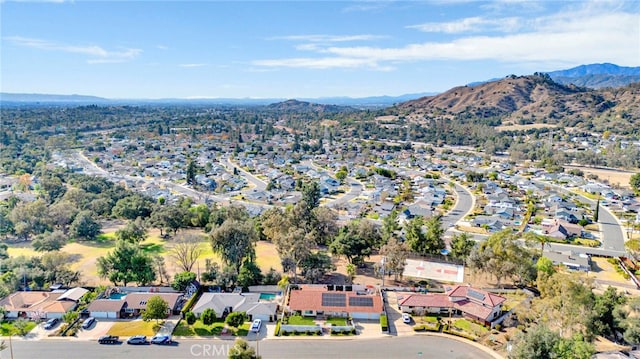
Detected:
left=396, top=73, right=640, bottom=134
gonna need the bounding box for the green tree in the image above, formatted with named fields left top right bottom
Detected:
left=142, top=295, right=169, bottom=323
left=201, top=308, right=217, bottom=325
left=300, top=251, right=335, bottom=283
left=381, top=210, right=400, bottom=244
left=210, top=219, right=257, bottom=272
left=69, top=210, right=101, bottom=240
left=185, top=311, right=196, bottom=325
left=536, top=256, right=556, bottom=278
left=594, top=198, right=600, bottom=222
left=511, top=324, right=560, bottom=359
left=225, top=311, right=247, bottom=328
left=449, top=232, right=475, bottom=260
left=112, top=194, right=154, bottom=220
left=237, top=260, right=263, bottom=289
left=115, top=218, right=147, bottom=243
left=229, top=338, right=261, bottom=359
left=405, top=216, right=445, bottom=256
left=186, top=160, right=197, bottom=186
left=62, top=311, right=79, bottom=324
left=96, top=240, right=156, bottom=286
left=630, top=173, right=640, bottom=192
left=589, top=286, right=626, bottom=337
left=330, top=220, right=379, bottom=265
left=172, top=271, right=197, bottom=292
left=32, top=230, right=67, bottom=252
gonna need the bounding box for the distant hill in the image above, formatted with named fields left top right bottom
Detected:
left=0, top=92, right=432, bottom=107
left=546, top=63, right=640, bottom=89
left=266, top=99, right=351, bottom=113
left=0, top=92, right=108, bottom=103
left=395, top=74, right=640, bottom=134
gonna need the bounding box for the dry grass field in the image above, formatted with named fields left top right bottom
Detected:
left=495, top=123, right=558, bottom=132
left=564, top=165, right=637, bottom=189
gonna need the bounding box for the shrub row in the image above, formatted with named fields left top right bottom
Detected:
left=181, top=287, right=203, bottom=315
left=413, top=324, right=440, bottom=332
left=380, top=314, right=388, bottom=332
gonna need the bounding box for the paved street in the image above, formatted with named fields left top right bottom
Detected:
left=7, top=336, right=497, bottom=359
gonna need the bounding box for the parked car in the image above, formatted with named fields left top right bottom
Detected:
left=82, top=317, right=96, bottom=329
left=150, top=335, right=172, bottom=345
left=127, top=335, right=147, bottom=345
left=250, top=319, right=262, bottom=333
left=43, top=318, right=59, bottom=330
left=402, top=313, right=411, bottom=324
left=98, top=335, right=120, bottom=344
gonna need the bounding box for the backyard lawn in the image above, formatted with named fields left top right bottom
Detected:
left=107, top=320, right=160, bottom=336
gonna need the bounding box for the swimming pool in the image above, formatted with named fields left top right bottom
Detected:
left=109, top=292, right=127, bottom=300
left=259, top=293, right=276, bottom=301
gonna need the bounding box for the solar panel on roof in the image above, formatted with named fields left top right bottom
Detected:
left=322, top=292, right=346, bottom=307
left=349, top=297, right=373, bottom=307
left=467, top=289, right=485, bottom=301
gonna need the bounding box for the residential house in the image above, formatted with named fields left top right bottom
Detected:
left=398, top=285, right=506, bottom=326
left=191, top=293, right=277, bottom=322
left=0, top=287, right=88, bottom=319
left=287, top=285, right=383, bottom=320
left=87, top=299, right=127, bottom=319
left=123, top=292, right=183, bottom=317
left=543, top=251, right=591, bottom=272
left=543, top=219, right=583, bottom=240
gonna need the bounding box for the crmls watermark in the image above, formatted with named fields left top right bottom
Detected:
left=190, top=343, right=239, bottom=357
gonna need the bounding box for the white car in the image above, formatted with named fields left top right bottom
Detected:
left=250, top=319, right=262, bottom=333
left=402, top=313, right=411, bottom=324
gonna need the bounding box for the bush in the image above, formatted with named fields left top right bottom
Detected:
left=201, top=308, right=216, bottom=325
left=185, top=311, right=196, bottom=325
left=225, top=311, right=247, bottom=328
left=282, top=331, right=289, bottom=336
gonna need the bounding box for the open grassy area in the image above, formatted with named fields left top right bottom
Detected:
left=107, top=320, right=160, bottom=336
left=417, top=316, right=440, bottom=324
left=287, top=315, right=316, bottom=326
left=1, top=321, right=37, bottom=336
left=501, top=291, right=529, bottom=311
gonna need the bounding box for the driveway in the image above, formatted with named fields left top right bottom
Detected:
left=22, top=321, right=58, bottom=341
left=383, top=291, right=416, bottom=337
left=75, top=320, right=114, bottom=340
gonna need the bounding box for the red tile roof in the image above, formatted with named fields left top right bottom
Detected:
left=399, top=286, right=506, bottom=322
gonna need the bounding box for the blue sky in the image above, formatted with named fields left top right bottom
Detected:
left=1, top=0, right=639, bottom=99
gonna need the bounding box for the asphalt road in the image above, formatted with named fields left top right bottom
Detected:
left=8, top=336, right=496, bottom=359
left=443, top=182, right=475, bottom=230
left=221, top=157, right=268, bottom=192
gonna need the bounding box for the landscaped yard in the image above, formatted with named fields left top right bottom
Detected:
left=107, top=320, right=160, bottom=336
left=1, top=321, right=37, bottom=336
left=172, top=320, right=250, bottom=337
left=287, top=315, right=316, bottom=326
left=451, top=318, right=489, bottom=337
left=325, top=317, right=347, bottom=326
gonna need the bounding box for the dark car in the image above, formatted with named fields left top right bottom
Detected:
left=82, top=317, right=96, bottom=330
left=43, top=318, right=59, bottom=330
left=127, top=335, right=147, bottom=345
left=150, top=335, right=172, bottom=345
left=98, top=335, right=120, bottom=344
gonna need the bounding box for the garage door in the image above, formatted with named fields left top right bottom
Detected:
left=351, top=312, right=380, bottom=320
left=251, top=314, right=271, bottom=322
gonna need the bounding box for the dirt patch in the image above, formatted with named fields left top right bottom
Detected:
left=564, top=165, right=637, bottom=189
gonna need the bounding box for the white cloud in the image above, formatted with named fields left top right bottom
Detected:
left=254, top=6, right=639, bottom=70
left=252, top=57, right=384, bottom=70
left=408, top=16, right=522, bottom=33
left=270, top=34, right=386, bottom=43
left=178, top=63, right=207, bottom=68
left=5, top=36, right=141, bottom=63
